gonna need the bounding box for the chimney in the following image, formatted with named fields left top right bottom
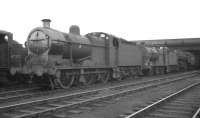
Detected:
left=41, top=19, right=51, bottom=28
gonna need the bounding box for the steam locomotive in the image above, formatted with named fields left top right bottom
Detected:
left=0, top=19, right=196, bottom=88
left=0, top=30, right=27, bottom=85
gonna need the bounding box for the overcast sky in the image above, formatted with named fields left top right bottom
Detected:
left=1, top=0, right=200, bottom=44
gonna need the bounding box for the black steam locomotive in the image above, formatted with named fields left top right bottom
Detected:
left=0, top=19, right=196, bottom=88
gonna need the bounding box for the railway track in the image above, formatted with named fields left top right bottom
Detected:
left=0, top=71, right=197, bottom=104
left=193, top=106, right=200, bottom=118
left=0, top=71, right=198, bottom=118
left=0, top=87, right=40, bottom=103
left=124, top=82, right=200, bottom=118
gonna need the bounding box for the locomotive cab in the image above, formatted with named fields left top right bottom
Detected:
left=0, top=31, right=14, bottom=84
left=0, top=34, right=8, bottom=69
left=0, top=31, right=12, bottom=71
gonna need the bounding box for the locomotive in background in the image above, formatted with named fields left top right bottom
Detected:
left=0, top=19, right=196, bottom=88
left=0, top=30, right=27, bottom=85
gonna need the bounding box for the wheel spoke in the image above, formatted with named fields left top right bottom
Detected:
left=100, top=73, right=109, bottom=83
left=57, top=74, right=75, bottom=89
left=83, top=74, right=96, bottom=85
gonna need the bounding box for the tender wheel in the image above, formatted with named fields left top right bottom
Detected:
left=83, top=74, right=97, bottom=85
left=99, top=72, right=110, bottom=83
left=49, top=76, right=56, bottom=89
left=57, top=73, right=75, bottom=89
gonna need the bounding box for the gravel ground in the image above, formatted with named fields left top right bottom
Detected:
left=63, top=75, right=200, bottom=118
